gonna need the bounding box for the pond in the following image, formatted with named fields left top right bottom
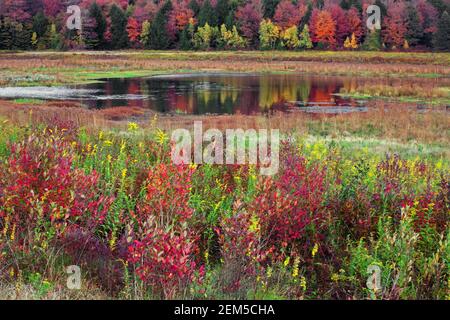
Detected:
left=0, top=73, right=369, bottom=115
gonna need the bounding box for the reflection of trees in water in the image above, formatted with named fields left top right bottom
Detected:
left=94, top=75, right=354, bottom=114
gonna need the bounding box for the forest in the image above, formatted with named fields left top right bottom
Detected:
left=0, top=0, right=449, bottom=52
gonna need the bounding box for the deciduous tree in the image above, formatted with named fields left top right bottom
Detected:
left=235, top=0, right=263, bottom=46
left=310, top=9, right=336, bottom=48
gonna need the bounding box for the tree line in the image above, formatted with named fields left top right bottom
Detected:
left=0, top=0, right=449, bottom=51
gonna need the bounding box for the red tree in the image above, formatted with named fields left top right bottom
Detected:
left=310, top=9, right=336, bottom=48
left=132, top=0, right=163, bottom=23
left=273, top=0, right=306, bottom=30
left=167, top=0, right=195, bottom=40
left=328, top=4, right=350, bottom=46
left=2, top=0, right=31, bottom=23
left=43, top=0, right=63, bottom=18
left=383, top=2, right=407, bottom=48
left=235, top=0, right=263, bottom=45
left=417, top=0, right=438, bottom=34
left=346, top=7, right=363, bottom=42
left=127, top=17, right=141, bottom=46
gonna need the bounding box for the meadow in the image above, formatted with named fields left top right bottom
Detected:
left=0, top=51, right=448, bottom=300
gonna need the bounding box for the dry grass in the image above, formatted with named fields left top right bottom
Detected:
left=1, top=99, right=447, bottom=145
left=0, top=51, right=449, bottom=88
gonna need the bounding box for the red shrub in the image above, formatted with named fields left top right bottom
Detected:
left=133, top=163, right=195, bottom=228
left=215, top=206, right=268, bottom=294
left=126, top=163, right=202, bottom=298
left=128, top=219, right=203, bottom=299
left=250, top=148, right=326, bottom=258
left=0, top=129, right=113, bottom=274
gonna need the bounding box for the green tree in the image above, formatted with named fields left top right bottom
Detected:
left=433, top=11, right=450, bottom=51
left=32, top=11, right=49, bottom=39
left=109, top=4, right=128, bottom=49
left=362, top=29, right=381, bottom=51
left=298, top=24, right=313, bottom=49
left=263, top=0, right=280, bottom=19
left=188, top=0, right=200, bottom=15
left=12, top=22, right=31, bottom=50
left=405, top=5, right=423, bottom=47
left=0, top=18, right=13, bottom=50
left=198, top=0, right=217, bottom=27
left=89, top=1, right=107, bottom=49
left=149, top=0, right=173, bottom=49
left=180, top=19, right=195, bottom=50
left=299, top=3, right=312, bottom=31
left=46, top=23, right=62, bottom=50
left=216, top=0, right=229, bottom=26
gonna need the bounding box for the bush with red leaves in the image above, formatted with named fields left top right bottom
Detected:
left=0, top=129, right=113, bottom=275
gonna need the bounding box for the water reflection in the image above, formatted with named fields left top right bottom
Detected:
left=79, top=73, right=363, bottom=114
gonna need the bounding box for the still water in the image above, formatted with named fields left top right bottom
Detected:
left=0, top=73, right=368, bottom=115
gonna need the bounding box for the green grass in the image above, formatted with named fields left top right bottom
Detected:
left=12, top=98, right=45, bottom=105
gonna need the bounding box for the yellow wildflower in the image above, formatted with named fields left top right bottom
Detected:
left=292, top=257, right=300, bottom=278
left=312, top=243, right=319, bottom=258
left=155, top=128, right=168, bottom=145
left=127, top=122, right=139, bottom=132
left=10, top=224, right=16, bottom=241
left=266, top=266, right=273, bottom=278
left=299, top=276, right=307, bottom=291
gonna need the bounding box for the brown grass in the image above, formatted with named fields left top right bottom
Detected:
left=1, top=99, right=447, bottom=145
left=0, top=51, right=449, bottom=88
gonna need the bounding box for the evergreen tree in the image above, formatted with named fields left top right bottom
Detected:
left=83, top=16, right=99, bottom=49
left=433, top=11, right=450, bottom=51
left=198, top=0, right=217, bottom=27
left=428, top=0, right=450, bottom=15
left=188, top=0, right=200, bottom=16
left=362, top=29, right=381, bottom=51
left=216, top=0, right=229, bottom=26
left=89, top=1, right=107, bottom=49
left=179, top=20, right=195, bottom=50
left=263, top=0, right=280, bottom=19
left=32, top=11, right=48, bottom=39
left=299, top=3, right=313, bottom=31
left=0, top=18, right=13, bottom=50
left=149, top=0, right=173, bottom=49
left=374, top=0, right=387, bottom=18
left=405, top=5, right=423, bottom=46
left=12, top=22, right=31, bottom=50
left=46, top=23, right=62, bottom=50
left=110, top=4, right=128, bottom=49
